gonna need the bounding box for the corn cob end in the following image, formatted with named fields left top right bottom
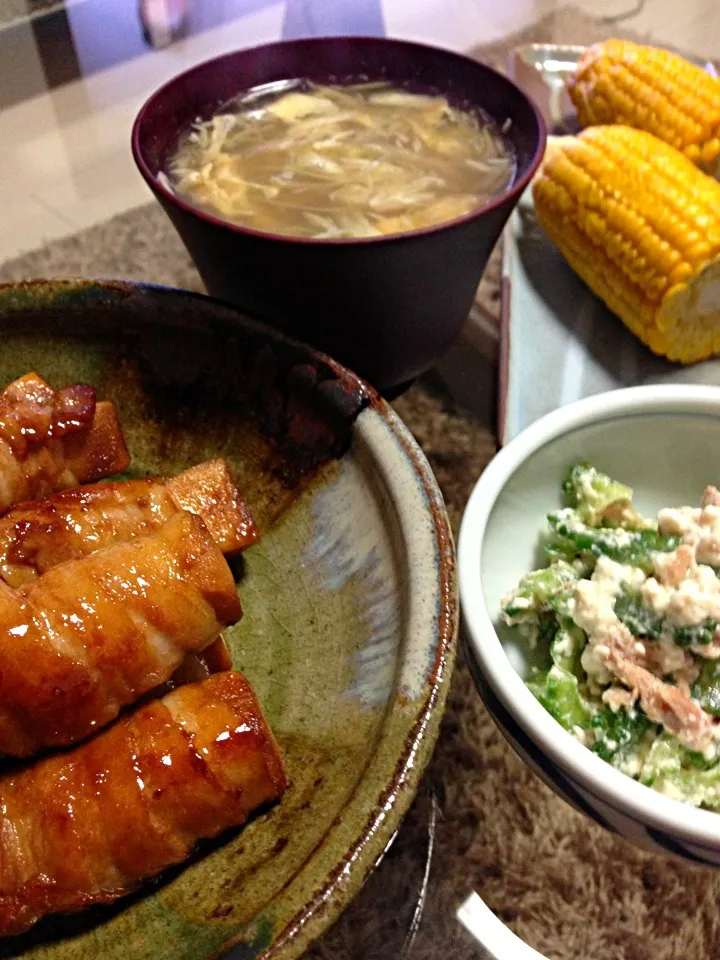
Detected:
left=532, top=125, right=720, bottom=364
left=654, top=261, right=720, bottom=363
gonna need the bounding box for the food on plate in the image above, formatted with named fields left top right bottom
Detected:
left=0, top=458, right=258, bottom=587
left=0, top=511, right=242, bottom=757
left=0, top=670, right=287, bottom=937
left=567, top=39, right=720, bottom=176
left=532, top=125, right=720, bottom=363
left=0, top=370, right=285, bottom=935
left=166, top=80, right=515, bottom=239
left=0, top=372, right=129, bottom=514
left=161, top=458, right=259, bottom=553
left=501, top=462, right=720, bottom=808
left=174, top=634, right=233, bottom=684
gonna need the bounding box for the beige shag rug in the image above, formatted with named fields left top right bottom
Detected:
left=3, top=9, right=719, bottom=959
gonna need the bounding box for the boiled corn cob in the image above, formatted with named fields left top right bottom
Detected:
left=532, top=126, right=720, bottom=362
left=568, top=39, right=720, bottom=176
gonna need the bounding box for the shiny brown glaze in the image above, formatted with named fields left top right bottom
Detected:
left=0, top=671, right=287, bottom=937
left=0, top=373, right=130, bottom=514
left=0, top=512, right=242, bottom=758
left=0, top=374, right=94, bottom=456
left=0, top=458, right=258, bottom=588
left=166, top=458, right=259, bottom=555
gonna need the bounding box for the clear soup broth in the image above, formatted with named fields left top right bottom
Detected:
left=167, top=80, right=516, bottom=240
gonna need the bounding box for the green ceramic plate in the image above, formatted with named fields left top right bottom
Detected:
left=0, top=280, right=457, bottom=960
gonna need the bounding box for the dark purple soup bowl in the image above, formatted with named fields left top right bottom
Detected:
left=132, top=36, right=546, bottom=392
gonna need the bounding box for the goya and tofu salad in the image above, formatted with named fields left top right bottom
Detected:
left=501, top=464, right=720, bottom=809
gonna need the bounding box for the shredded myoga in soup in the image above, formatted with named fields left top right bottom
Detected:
left=166, top=80, right=515, bottom=239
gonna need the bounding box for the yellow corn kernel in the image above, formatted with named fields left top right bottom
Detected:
left=533, top=126, right=720, bottom=363
left=568, top=39, right=720, bottom=176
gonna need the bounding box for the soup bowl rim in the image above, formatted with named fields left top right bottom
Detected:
left=131, top=34, right=547, bottom=247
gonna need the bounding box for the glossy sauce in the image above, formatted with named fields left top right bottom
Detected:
left=0, top=378, right=95, bottom=459
left=0, top=672, right=287, bottom=937
left=0, top=460, right=257, bottom=587
left=0, top=512, right=241, bottom=758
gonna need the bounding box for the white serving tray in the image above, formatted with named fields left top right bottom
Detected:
left=499, top=44, right=720, bottom=445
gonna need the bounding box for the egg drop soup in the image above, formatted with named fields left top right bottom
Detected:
left=167, top=80, right=515, bottom=240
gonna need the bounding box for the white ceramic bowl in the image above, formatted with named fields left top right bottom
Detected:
left=458, top=384, right=720, bottom=865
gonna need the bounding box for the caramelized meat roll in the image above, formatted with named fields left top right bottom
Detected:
left=166, top=459, right=259, bottom=555
left=0, top=671, right=286, bottom=937
left=0, top=458, right=259, bottom=588
left=0, top=511, right=242, bottom=758
left=0, top=373, right=129, bottom=514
